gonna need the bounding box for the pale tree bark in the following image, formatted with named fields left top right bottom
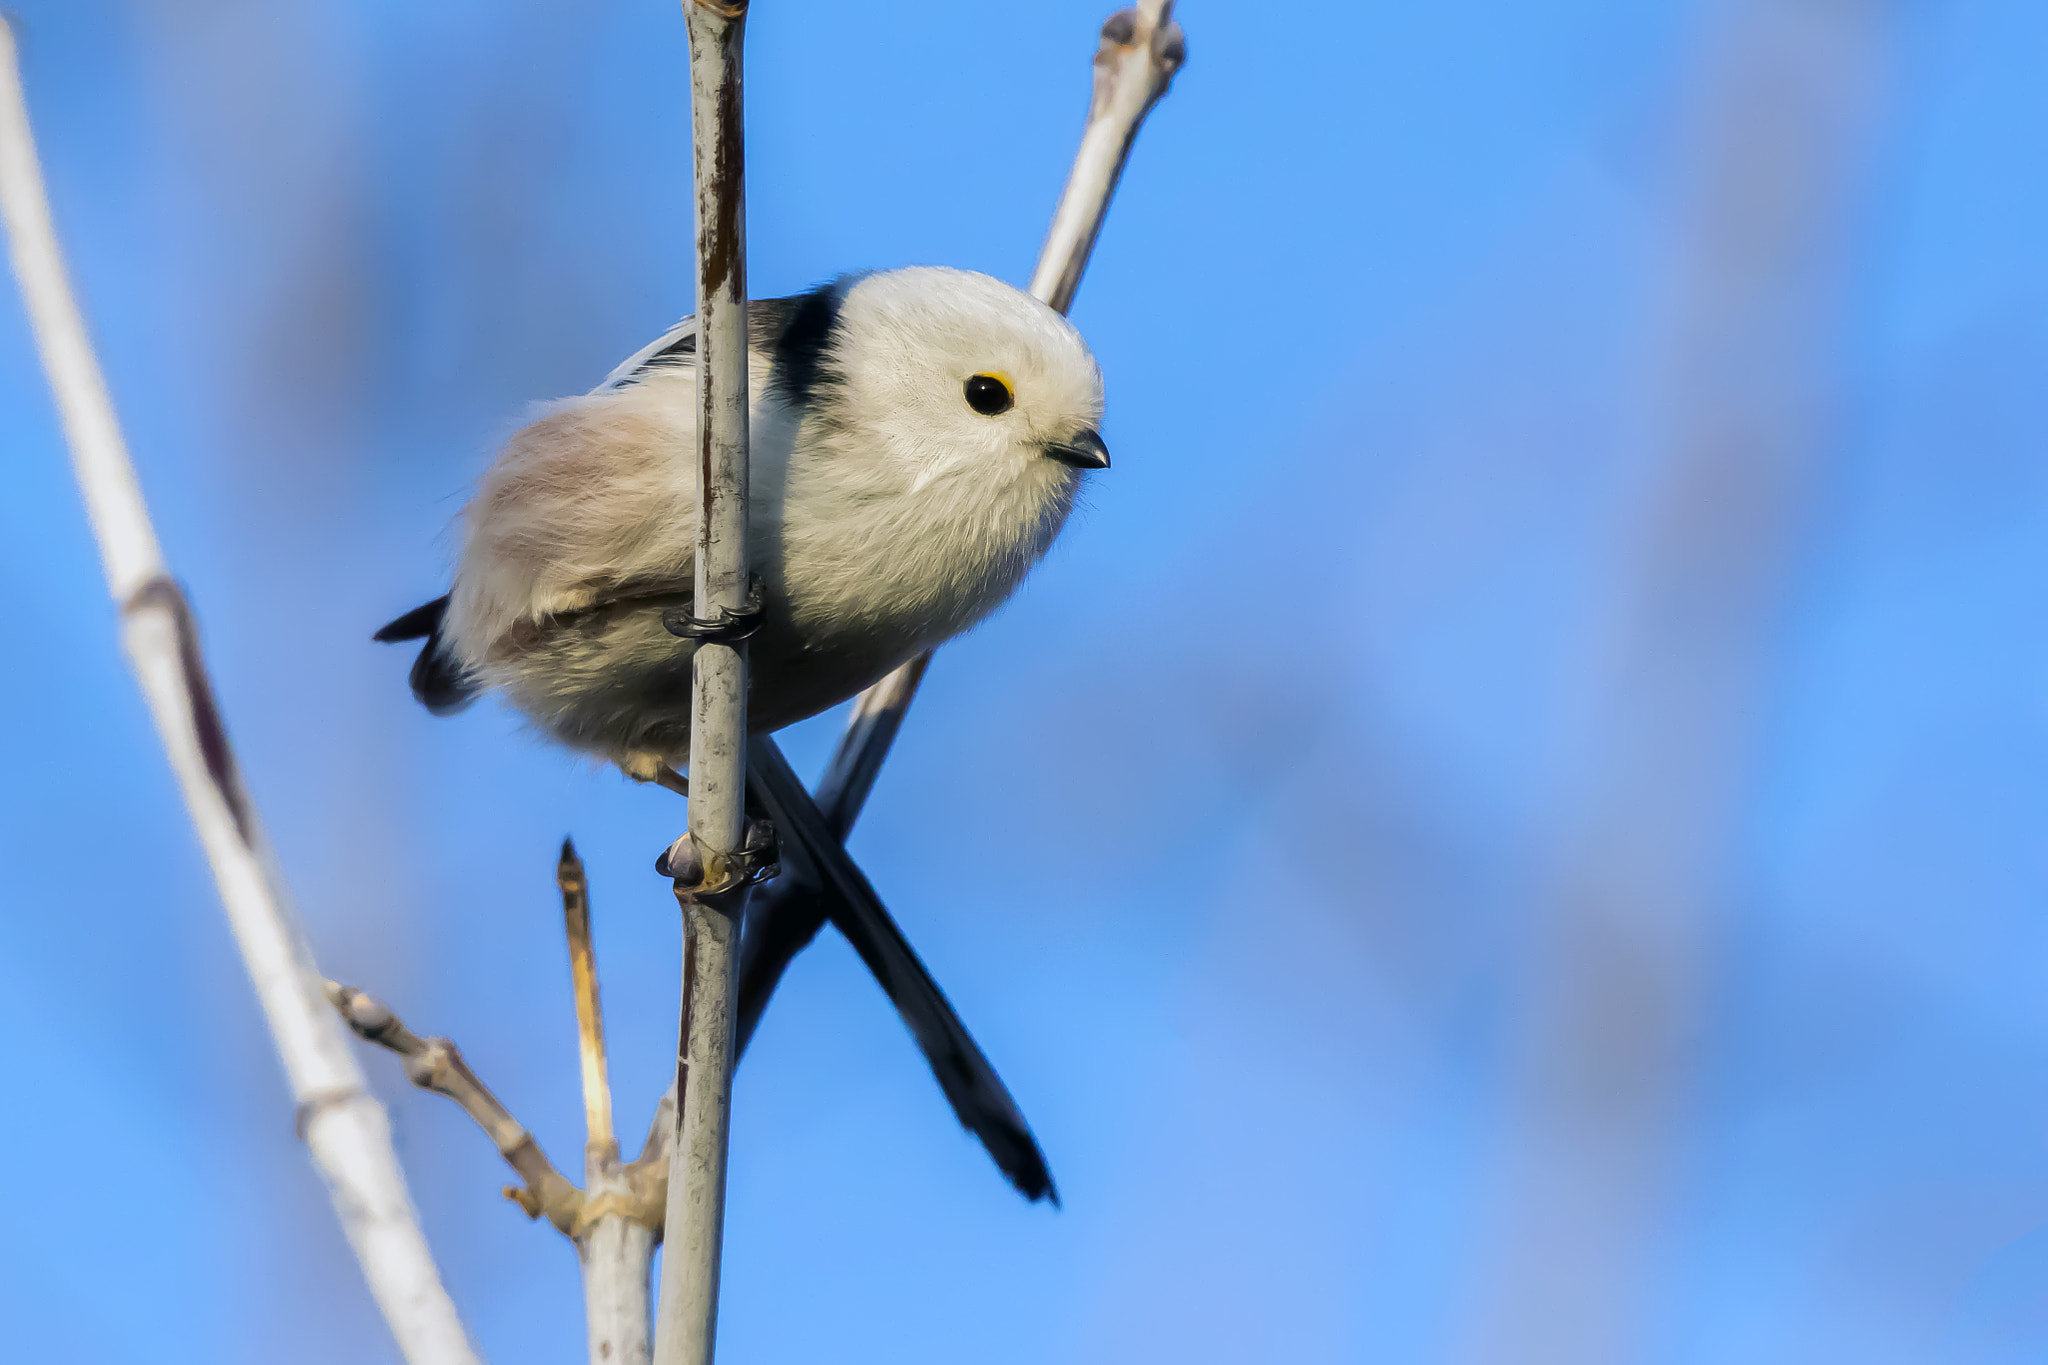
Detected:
left=0, top=20, right=479, bottom=1365
left=654, top=4, right=759, bottom=1365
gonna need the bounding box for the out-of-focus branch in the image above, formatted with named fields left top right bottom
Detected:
left=1457, top=3, right=1890, bottom=1360
left=0, top=21, right=478, bottom=1365
left=329, top=983, right=587, bottom=1235
left=733, top=2, right=1185, bottom=1116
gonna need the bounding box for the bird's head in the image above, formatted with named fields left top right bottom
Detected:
left=779, top=266, right=1108, bottom=493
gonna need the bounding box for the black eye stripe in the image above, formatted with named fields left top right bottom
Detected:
left=964, top=373, right=1014, bottom=416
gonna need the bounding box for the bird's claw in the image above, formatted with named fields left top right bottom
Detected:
left=657, top=817, right=779, bottom=897
left=662, top=578, right=766, bottom=644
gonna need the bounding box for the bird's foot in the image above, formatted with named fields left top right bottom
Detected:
left=620, top=751, right=689, bottom=797
left=656, top=817, right=778, bottom=892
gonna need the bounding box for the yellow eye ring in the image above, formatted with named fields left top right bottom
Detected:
left=963, top=373, right=1014, bottom=416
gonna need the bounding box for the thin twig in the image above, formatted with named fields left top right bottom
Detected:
left=326, top=980, right=674, bottom=1243
left=0, top=21, right=479, bottom=1364
left=732, top=0, right=1186, bottom=1139
left=562, top=841, right=662, bottom=1365
left=559, top=839, right=618, bottom=1175
left=328, top=983, right=588, bottom=1235
left=1031, top=0, right=1186, bottom=313
left=809, top=651, right=931, bottom=842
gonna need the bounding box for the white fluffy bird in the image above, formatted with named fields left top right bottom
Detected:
left=377, top=266, right=1108, bottom=767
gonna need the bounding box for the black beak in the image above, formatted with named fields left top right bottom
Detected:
left=1046, top=428, right=1110, bottom=470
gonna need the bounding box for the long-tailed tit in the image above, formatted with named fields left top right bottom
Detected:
left=377, top=266, right=1108, bottom=775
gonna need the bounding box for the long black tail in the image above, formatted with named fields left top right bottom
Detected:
left=374, top=594, right=477, bottom=715
left=745, top=734, right=1058, bottom=1205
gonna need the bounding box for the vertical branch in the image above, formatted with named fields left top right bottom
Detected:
left=0, top=20, right=478, bottom=1365
left=559, top=839, right=617, bottom=1174
left=656, top=3, right=754, bottom=1365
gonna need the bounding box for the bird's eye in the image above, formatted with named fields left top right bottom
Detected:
left=963, top=373, right=1014, bottom=416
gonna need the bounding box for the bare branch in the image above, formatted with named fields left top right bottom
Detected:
left=559, top=839, right=618, bottom=1175
left=328, top=983, right=586, bottom=1237
left=733, top=4, right=1187, bottom=1170
left=1031, top=0, right=1186, bottom=313
left=0, top=21, right=478, bottom=1364
left=656, top=2, right=757, bottom=1363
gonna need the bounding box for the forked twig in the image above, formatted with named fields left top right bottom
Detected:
left=0, top=20, right=478, bottom=1365
left=328, top=982, right=588, bottom=1233
left=333, top=844, right=673, bottom=1365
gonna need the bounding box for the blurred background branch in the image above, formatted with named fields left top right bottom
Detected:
left=0, top=18, right=477, bottom=1365
left=1455, top=2, right=1892, bottom=1360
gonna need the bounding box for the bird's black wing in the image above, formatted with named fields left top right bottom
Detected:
left=373, top=597, right=446, bottom=643
left=373, top=594, right=477, bottom=715
left=600, top=282, right=847, bottom=405
left=745, top=734, right=1058, bottom=1205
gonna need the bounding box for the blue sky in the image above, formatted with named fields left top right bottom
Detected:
left=5, top=1, right=2048, bottom=1361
